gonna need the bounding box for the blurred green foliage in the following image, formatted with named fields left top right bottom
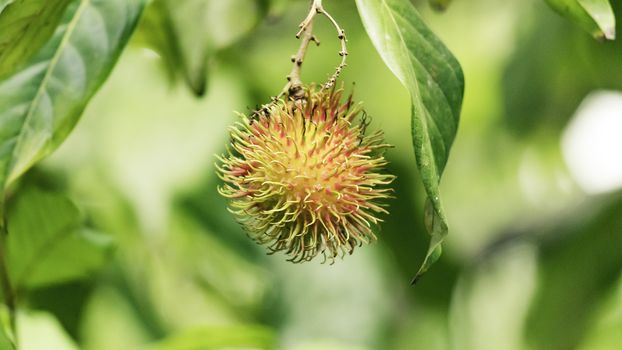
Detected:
left=503, top=0, right=622, bottom=135
left=0, top=0, right=620, bottom=349
left=7, top=188, right=112, bottom=291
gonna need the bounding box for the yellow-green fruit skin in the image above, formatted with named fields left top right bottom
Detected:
left=217, top=87, right=395, bottom=262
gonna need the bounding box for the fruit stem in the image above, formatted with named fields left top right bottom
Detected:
left=287, top=20, right=315, bottom=100
left=285, top=0, right=348, bottom=98
left=253, top=0, right=349, bottom=117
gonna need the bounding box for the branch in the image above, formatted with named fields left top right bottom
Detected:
left=287, top=20, right=316, bottom=99
left=285, top=0, right=349, bottom=96
left=315, top=2, right=348, bottom=90
left=253, top=0, right=349, bottom=115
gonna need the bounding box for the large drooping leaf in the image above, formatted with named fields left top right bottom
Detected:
left=137, top=0, right=261, bottom=96
left=7, top=188, right=113, bottom=290
left=0, top=0, right=72, bottom=79
left=355, top=0, right=464, bottom=282
left=0, top=0, right=146, bottom=196
left=545, top=0, right=616, bottom=40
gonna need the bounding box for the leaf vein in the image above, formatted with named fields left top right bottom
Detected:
left=4, top=0, right=90, bottom=187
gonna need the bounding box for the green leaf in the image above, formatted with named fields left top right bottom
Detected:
left=148, top=325, right=275, bottom=350
left=138, top=0, right=261, bottom=96
left=135, top=1, right=182, bottom=84
left=502, top=1, right=622, bottom=135
left=355, top=0, right=464, bottom=282
left=0, top=0, right=73, bottom=79
left=0, top=0, right=146, bottom=195
left=161, top=0, right=215, bottom=96
left=545, top=0, right=616, bottom=40
left=7, top=188, right=113, bottom=290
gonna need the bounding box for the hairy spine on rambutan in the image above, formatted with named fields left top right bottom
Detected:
left=216, top=0, right=394, bottom=262
left=217, top=86, right=395, bottom=262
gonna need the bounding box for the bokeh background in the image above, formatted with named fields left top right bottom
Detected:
left=11, top=0, right=622, bottom=349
